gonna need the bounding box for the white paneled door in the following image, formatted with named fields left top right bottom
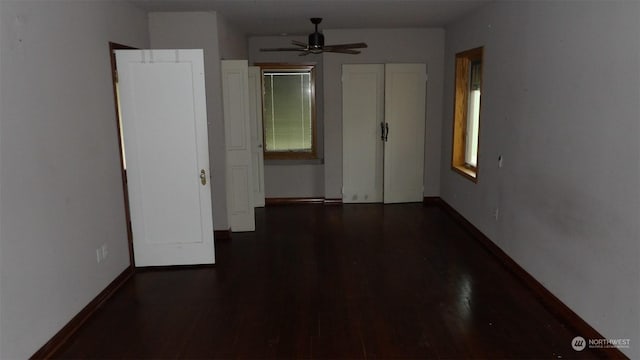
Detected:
left=221, top=60, right=255, bottom=231
left=115, top=49, right=215, bottom=266
left=248, top=66, right=266, bottom=207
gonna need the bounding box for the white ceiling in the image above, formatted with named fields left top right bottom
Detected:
left=127, top=0, right=492, bottom=36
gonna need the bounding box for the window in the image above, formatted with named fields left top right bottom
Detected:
left=451, top=47, right=483, bottom=181
left=260, top=64, right=317, bottom=160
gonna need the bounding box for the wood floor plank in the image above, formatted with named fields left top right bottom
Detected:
left=53, top=204, right=604, bottom=359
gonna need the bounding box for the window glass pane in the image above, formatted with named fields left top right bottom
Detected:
left=465, top=89, right=481, bottom=167
left=263, top=71, right=312, bottom=152
left=465, top=62, right=482, bottom=167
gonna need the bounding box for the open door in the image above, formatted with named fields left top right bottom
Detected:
left=221, top=60, right=255, bottom=231
left=115, top=49, right=215, bottom=266
left=248, top=66, right=266, bottom=207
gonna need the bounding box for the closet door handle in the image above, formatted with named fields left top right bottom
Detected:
left=384, top=123, right=389, bottom=142
left=380, top=122, right=385, bottom=141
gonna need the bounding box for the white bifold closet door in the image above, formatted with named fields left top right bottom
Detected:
left=342, top=64, right=385, bottom=203
left=383, top=64, right=427, bottom=203
left=342, top=63, right=427, bottom=204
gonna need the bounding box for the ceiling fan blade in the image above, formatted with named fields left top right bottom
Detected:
left=260, top=47, right=307, bottom=52
left=291, top=40, right=308, bottom=48
left=324, top=48, right=361, bottom=55
left=324, top=42, right=368, bottom=50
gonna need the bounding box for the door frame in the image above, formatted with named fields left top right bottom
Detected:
left=108, top=41, right=136, bottom=268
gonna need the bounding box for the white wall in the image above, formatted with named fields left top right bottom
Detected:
left=0, top=3, right=4, bottom=356
left=0, top=1, right=149, bottom=358
left=322, top=28, right=445, bottom=200
left=149, top=11, right=247, bottom=230
left=248, top=36, right=325, bottom=198
left=264, top=164, right=325, bottom=198
left=218, top=14, right=248, bottom=60
left=441, top=2, right=640, bottom=358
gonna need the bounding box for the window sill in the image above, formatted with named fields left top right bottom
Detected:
left=265, top=158, right=324, bottom=166
left=264, top=151, right=317, bottom=160
left=452, top=165, right=478, bottom=183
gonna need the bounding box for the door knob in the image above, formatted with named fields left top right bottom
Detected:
left=200, top=169, right=207, bottom=185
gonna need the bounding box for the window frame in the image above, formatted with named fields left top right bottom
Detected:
left=257, top=63, right=318, bottom=160
left=451, top=47, right=483, bottom=182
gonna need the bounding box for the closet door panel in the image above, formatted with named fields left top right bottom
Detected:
left=342, top=64, right=385, bottom=203
left=383, top=64, right=427, bottom=203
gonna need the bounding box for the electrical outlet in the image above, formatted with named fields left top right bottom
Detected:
left=101, top=244, right=108, bottom=260
left=96, top=248, right=102, bottom=263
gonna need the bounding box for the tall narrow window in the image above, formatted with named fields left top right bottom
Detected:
left=260, top=64, right=316, bottom=160
left=452, top=47, right=483, bottom=181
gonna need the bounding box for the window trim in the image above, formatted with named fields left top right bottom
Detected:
left=451, top=47, right=483, bottom=182
left=257, top=63, right=317, bottom=160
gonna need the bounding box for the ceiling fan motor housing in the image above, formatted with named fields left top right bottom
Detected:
left=308, top=31, right=324, bottom=49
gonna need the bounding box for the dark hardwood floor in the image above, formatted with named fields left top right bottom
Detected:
left=54, top=204, right=603, bottom=359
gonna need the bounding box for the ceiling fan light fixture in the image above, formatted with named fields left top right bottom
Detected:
left=308, top=31, right=324, bottom=48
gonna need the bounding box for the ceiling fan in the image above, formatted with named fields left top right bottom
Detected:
left=260, top=18, right=368, bottom=55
